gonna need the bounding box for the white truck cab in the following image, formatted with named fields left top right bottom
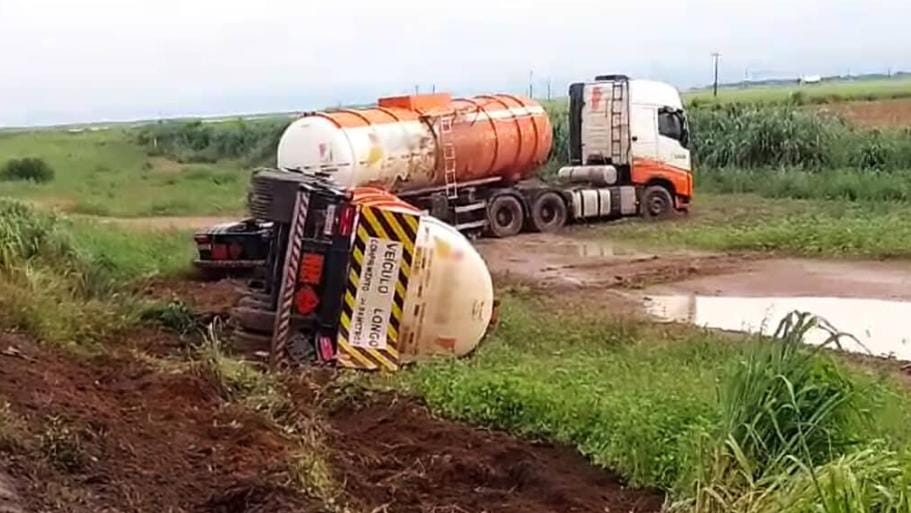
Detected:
left=562, top=75, right=693, bottom=218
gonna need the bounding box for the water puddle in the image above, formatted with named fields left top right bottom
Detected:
left=570, top=240, right=642, bottom=258
left=645, top=295, right=911, bottom=361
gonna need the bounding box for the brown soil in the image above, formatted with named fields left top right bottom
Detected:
left=330, top=397, right=663, bottom=513
left=818, top=98, right=911, bottom=128
left=0, top=333, right=317, bottom=513
left=140, top=277, right=245, bottom=317
left=0, top=273, right=664, bottom=512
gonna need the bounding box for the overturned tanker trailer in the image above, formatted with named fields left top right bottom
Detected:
left=232, top=169, right=495, bottom=370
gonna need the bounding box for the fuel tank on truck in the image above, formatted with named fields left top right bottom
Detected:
left=341, top=187, right=495, bottom=365
left=277, top=93, right=553, bottom=193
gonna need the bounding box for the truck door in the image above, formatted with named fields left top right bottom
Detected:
left=657, top=107, right=691, bottom=171
left=630, top=104, right=658, bottom=160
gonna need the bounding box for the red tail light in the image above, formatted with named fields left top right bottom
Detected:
left=295, top=286, right=320, bottom=315
left=194, top=234, right=211, bottom=244
left=337, top=203, right=357, bottom=238
left=298, top=253, right=325, bottom=285
left=211, top=244, right=228, bottom=260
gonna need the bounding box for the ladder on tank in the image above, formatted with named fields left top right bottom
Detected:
left=609, top=81, right=625, bottom=165
left=439, top=115, right=458, bottom=199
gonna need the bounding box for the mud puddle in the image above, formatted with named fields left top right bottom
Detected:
left=642, top=259, right=911, bottom=361
left=478, top=231, right=742, bottom=290
left=646, top=295, right=911, bottom=360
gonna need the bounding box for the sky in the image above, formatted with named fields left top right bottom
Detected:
left=2, top=0, right=910, bottom=127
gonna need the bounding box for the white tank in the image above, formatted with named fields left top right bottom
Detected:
left=278, top=114, right=437, bottom=191
left=400, top=215, right=494, bottom=360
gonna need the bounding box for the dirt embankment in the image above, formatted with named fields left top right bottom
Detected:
left=0, top=277, right=664, bottom=513
left=818, top=97, right=911, bottom=128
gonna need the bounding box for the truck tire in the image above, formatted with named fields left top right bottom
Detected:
left=486, top=195, right=525, bottom=238
left=529, top=192, right=568, bottom=233
left=641, top=185, right=674, bottom=220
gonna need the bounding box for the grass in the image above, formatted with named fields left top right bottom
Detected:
left=0, top=198, right=193, bottom=344
left=698, top=167, right=911, bottom=202
left=0, top=129, right=249, bottom=217
left=596, top=193, right=911, bottom=258
left=685, top=77, right=911, bottom=105
left=396, top=294, right=911, bottom=510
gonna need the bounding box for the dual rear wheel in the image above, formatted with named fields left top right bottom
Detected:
left=485, top=185, right=675, bottom=237
left=486, top=192, right=568, bottom=238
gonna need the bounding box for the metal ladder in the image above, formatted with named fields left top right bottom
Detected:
left=609, top=82, right=625, bottom=164
left=439, top=115, right=458, bottom=199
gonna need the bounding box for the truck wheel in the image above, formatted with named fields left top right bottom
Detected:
left=529, top=192, right=568, bottom=233
left=487, top=195, right=525, bottom=238
left=641, top=186, right=674, bottom=220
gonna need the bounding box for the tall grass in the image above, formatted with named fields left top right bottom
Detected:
left=689, top=104, right=911, bottom=171
left=0, top=198, right=192, bottom=343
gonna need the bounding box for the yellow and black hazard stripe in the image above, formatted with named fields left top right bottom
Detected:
left=337, top=206, right=419, bottom=371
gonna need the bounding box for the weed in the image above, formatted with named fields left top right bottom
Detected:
left=188, top=322, right=342, bottom=507
left=0, top=401, right=28, bottom=452
left=1, top=158, right=55, bottom=183
left=683, top=313, right=862, bottom=512
left=140, top=300, right=198, bottom=334
left=39, top=416, right=86, bottom=472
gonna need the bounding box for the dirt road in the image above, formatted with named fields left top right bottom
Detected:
left=478, top=229, right=911, bottom=300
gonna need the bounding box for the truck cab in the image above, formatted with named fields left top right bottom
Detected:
left=564, top=75, right=693, bottom=217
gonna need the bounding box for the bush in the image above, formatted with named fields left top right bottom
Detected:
left=135, top=118, right=291, bottom=166
left=1, top=158, right=55, bottom=183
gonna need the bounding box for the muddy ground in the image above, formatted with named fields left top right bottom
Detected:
left=478, top=228, right=911, bottom=301
left=5, top=226, right=911, bottom=512
left=0, top=272, right=665, bottom=513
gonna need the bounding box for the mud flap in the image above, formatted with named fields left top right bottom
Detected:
left=337, top=206, right=420, bottom=372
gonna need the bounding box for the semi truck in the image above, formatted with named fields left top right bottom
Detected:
left=233, top=169, right=495, bottom=370
left=193, top=75, right=693, bottom=273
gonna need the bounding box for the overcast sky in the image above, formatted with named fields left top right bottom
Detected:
left=2, top=0, right=910, bottom=127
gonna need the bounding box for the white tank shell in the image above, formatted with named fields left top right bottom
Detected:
left=277, top=116, right=437, bottom=191
left=398, top=215, right=494, bottom=361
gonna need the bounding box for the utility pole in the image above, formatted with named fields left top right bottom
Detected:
left=547, top=78, right=552, bottom=100
left=528, top=70, right=534, bottom=98
left=712, top=52, right=721, bottom=97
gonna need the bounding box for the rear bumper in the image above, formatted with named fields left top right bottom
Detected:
left=193, top=259, right=265, bottom=269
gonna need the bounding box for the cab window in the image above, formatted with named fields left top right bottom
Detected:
left=658, top=108, right=690, bottom=148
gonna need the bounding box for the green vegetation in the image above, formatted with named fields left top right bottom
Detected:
left=0, top=199, right=192, bottom=344
left=698, top=167, right=911, bottom=202
left=399, top=295, right=911, bottom=510
left=600, top=194, right=911, bottom=258
left=135, top=117, right=291, bottom=166
left=1, top=157, right=55, bottom=183
left=685, top=77, right=911, bottom=105
left=690, top=104, right=911, bottom=171
left=0, top=129, right=249, bottom=217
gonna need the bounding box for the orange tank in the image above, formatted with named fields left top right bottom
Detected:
left=276, top=93, right=553, bottom=193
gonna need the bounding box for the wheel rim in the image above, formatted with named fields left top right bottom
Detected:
left=540, top=204, right=555, bottom=223
left=496, top=208, right=514, bottom=226
left=648, top=195, right=668, bottom=216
